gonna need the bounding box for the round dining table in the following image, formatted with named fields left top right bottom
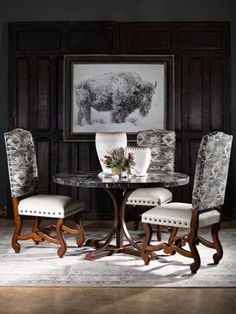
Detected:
left=53, top=171, right=189, bottom=261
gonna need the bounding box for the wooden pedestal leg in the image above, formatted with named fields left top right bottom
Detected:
left=56, top=218, right=67, bottom=258
left=133, top=205, right=140, bottom=231
left=75, top=212, right=85, bottom=247
left=211, top=223, right=223, bottom=264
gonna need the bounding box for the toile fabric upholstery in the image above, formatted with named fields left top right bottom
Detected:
left=137, top=129, right=175, bottom=173
left=4, top=128, right=85, bottom=258
left=191, top=131, right=233, bottom=211
left=141, top=131, right=233, bottom=274
left=126, top=129, right=175, bottom=206
left=5, top=128, right=39, bottom=197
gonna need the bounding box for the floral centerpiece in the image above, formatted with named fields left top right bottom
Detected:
left=102, top=147, right=135, bottom=176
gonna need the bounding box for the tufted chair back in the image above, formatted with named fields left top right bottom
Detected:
left=137, top=129, right=175, bottom=172
left=192, top=131, right=232, bottom=211
left=4, top=128, right=39, bottom=197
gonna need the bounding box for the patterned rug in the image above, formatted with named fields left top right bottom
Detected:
left=0, top=228, right=235, bottom=287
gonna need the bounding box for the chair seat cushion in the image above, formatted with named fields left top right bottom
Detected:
left=18, top=195, right=84, bottom=218
left=141, top=202, right=220, bottom=228
left=126, top=188, right=172, bottom=206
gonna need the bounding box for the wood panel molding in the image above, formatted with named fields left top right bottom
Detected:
left=8, top=21, right=231, bottom=219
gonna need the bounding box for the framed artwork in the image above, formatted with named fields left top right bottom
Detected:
left=63, top=54, right=175, bottom=142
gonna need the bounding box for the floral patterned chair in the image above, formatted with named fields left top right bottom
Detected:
left=126, top=129, right=176, bottom=238
left=140, top=131, right=233, bottom=274
left=4, top=128, right=85, bottom=258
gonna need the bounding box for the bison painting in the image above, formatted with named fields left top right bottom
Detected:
left=74, top=71, right=157, bottom=125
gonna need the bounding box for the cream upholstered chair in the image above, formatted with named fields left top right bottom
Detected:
left=126, top=129, right=175, bottom=237
left=4, top=128, right=85, bottom=258
left=141, top=131, right=232, bottom=274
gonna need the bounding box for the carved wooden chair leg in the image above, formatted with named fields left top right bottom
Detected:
left=32, top=217, right=42, bottom=245
left=156, top=225, right=162, bottom=241
left=75, top=212, right=85, bottom=247
left=141, top=223, right=153, bottom=265
left=11, top=198, right=22, bottom=253
left=188, top=213, right=201, bottom=274
left=211, top=222, right=223, bottom=264
left=56, top=218, right=67, bottom=258
left=187, top=211, right=201, bottom=274
left=12, top=212, right=23, bottom=253
left=168, top=227, right=178, bottom=245
left=189, top=235, right=201, bottom=274
left=188, top=233, right=201, bottom=274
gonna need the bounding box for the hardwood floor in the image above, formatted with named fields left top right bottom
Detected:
left=0, top=287, right=236, bottom=314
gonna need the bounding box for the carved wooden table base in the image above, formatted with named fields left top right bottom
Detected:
left=84, top=188, right=151, bottom=261
left=53, top=171, right=189, bottom=261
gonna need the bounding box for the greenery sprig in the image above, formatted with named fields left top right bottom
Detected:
left=102, top=147, right=135, bottom=171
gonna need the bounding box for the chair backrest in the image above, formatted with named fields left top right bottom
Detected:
left=137, top=129, right=175, bottom=172
left=192, top=131, right=233, bottom=211
left=4, top=128, right=39, bottom=197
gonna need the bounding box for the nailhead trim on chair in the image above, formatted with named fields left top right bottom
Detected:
left=20, top=209, right=62, bottom=216
left=19, top=207, right=81, bottom=218
left=127, top=199, right=159, bottom=205
left=143, top=216, right=189, bottom=228
left=126, top=187, right=173, bottom=206
left=142, top=202, right=221, bottom=229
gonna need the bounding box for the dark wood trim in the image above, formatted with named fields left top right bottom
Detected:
left=8, top=21, right=231, bottom=219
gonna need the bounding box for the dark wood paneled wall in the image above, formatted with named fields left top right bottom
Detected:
left=8, top=21, right=231, bottom=219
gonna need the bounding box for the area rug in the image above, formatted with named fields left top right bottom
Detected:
left=0, top=228, right=235, bottom=287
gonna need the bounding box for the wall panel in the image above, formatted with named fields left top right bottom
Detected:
left=8, top=21, right=231, bottom=219
left=210, top=58, right=224, bottom=131
left=37, top=58, right=50, bottom=131
left=57, top=57, right=64, bottom=131
left=17, top=30, right=61, bottom=50
left=36, top=139, right=50, bottom=194
left=120, top=23, right=172, bottom=53
left=17, top=58, right=29, bottom=128
left=188, top=58, right=203, bottom=132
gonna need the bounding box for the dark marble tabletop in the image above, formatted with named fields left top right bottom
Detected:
left=53, top=171, right=189, bottom=190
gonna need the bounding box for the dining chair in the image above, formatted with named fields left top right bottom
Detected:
left=126, top=129, right=176, bottom=239
left=140, top=131, right=232, bottom=274
left=4, top=128, right=85, bottom=258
